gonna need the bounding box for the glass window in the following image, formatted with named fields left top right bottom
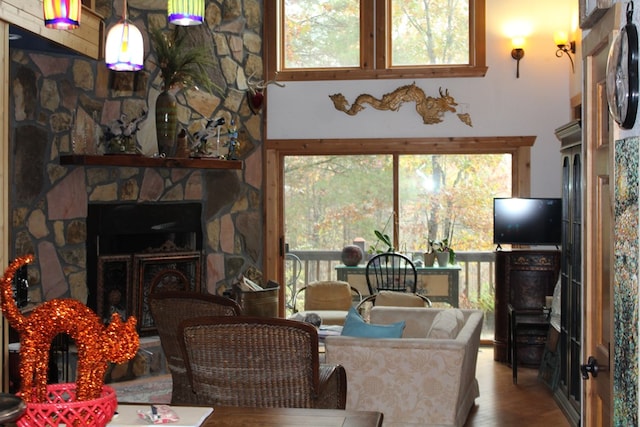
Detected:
left=390, top=0, right=470, bottom=66
left=283, top=0, right=360, bottom=68
left=284, top=153, right=511, bottom=253
left=398, top=154, right=512, bottom=252
left=268, top=0, right=487, bottom=80
left=284, top=155, right=393, bottom=250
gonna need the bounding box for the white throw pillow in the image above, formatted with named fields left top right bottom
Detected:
left=427, top=309, right=465, bottom=339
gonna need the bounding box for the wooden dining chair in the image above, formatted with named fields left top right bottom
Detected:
left=365, top=252, right=418, bottom=294
left=149, top=291, right=241, bottom=405
left=362, top=253, right=431, bottom=311
left=179, top=316, right=347, bottom=409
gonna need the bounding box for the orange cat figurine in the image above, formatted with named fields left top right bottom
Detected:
left=0, top=255, right=139, bottom=402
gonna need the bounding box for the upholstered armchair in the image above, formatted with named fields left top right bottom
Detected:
left=148, top=291, right=241, bottom=405
left=293, top=280, right=362, bottom=325
left=179, top=316, right=347, bottom=409
left=325, top=307, right=483, bottom=427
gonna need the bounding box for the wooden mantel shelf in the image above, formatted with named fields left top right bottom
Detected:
left=60, top=154, right=242, bottom=170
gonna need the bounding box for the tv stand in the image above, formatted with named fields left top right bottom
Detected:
left=493, top=249, right=560, bottom=363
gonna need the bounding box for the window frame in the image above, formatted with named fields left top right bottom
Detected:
left=264, top=136, right=535, bottom=316
left=265, top=0, right=488, bottom=82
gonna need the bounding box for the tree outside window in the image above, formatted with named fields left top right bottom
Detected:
left=390, top=0, right=470, bottom=66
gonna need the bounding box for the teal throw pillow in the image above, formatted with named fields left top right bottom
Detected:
left=341, top=307, right=405, bottom=338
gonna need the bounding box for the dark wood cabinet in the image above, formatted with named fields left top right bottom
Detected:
left=555, top=120, right=582, bottom=424
left=494, top=250, right=560, bottom=363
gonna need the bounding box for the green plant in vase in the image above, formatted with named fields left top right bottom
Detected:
left=367, top=214, right=396, bottom=254
left=149, top=27, right=219, bottom=157
left=368, top=230, right=394, bottom=254
left=430, top=238, right=456, bottom=266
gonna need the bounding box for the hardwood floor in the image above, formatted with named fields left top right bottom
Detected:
left=464, top=346, right=571, bottom=426
left=114, top=345, right=571, bottom=426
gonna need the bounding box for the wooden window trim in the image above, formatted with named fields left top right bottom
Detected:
left=265, top=0, right=488, bottom=82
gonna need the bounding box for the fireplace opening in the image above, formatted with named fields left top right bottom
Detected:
left=86, top=203, right=204, bottom=334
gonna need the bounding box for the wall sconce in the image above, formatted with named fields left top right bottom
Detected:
left=105, top=0, right=144, bottom=71
left=511, top=37, right=525, bottom=78
left=43, top=0, right=81, bottom=29
left=554, top=31, right=576, bottom=72
left=168, top=0, right=204, bottom=25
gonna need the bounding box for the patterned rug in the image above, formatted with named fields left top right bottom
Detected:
left=110, top=374, right=172, bottom=404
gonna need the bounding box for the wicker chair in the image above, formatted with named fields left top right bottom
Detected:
left=149, top=291, right=241, bottom=405
left=178, top=316, right=347, bottom=409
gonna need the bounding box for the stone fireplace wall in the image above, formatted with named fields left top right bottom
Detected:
left=8, top=0, right=264, bottom=305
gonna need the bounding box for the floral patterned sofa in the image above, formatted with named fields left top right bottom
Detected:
left=324, top=306, right=483, bottom=427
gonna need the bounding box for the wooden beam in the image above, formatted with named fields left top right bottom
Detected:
left=0, top=21, right=9, bottom=393
left=265, top=136, right=536, bottom=155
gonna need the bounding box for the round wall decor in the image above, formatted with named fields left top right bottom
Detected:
left=607, top=1, right=639, bottom=129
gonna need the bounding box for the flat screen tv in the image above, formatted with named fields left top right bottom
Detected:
left=493, top=198, right=562, bottom=246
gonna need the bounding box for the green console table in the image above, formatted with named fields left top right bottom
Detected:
left=335, top=265, right=460, bottom=307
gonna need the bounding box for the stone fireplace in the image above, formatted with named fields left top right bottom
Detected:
left=9, top=146, right=263, bottom=307
left=4, top=0, right=265, bottom=386
left=7, top=0, right=265, bottom=323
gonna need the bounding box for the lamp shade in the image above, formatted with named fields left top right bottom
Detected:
left=105, top=20, right=144, bottom=71
left=43, top=0, right=81, bottom=29
left=511, top=36, right=525, bottom=50
left=554, top=31, right=569, bottom=47
left=168, top=0, right=204, bottom=26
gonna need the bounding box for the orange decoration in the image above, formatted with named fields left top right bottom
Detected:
left=1, top=255, right=139, bottom=402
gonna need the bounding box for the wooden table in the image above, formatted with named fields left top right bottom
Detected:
left=203, top=406, right=384, bottom=426
left=336, top=264, right=461, bottom=307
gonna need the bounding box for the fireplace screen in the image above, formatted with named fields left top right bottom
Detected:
left=97, top=251, right=202, bottom=335
left=97, top=255, right=132, bottom=325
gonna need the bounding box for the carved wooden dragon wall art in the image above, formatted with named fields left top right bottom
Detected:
left=329, top=83, right=472, bottom=127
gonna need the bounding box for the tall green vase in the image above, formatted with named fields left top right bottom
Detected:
left=155, top=90, right=178, bottom=157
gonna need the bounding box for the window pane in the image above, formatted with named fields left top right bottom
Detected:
left=284, top=155, right=392, bottom=251
left=283, top=0, right=360, bottom=68
left=390, top=0, right=470, bottom=66
left=398, top=154, right=512, bottom=252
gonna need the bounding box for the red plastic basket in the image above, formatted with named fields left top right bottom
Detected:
left=16, top=383, right=117, bottom=427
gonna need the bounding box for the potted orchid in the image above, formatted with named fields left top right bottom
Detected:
left=368, top=229, right=394, bottom=254
left=427, top=238, right=455, bottom=267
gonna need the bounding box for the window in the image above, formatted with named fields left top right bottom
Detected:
left=398, top=154, right=511, bottom=251
left=284, top=153, right=511, bottom=253
left=265, top=0, right=487, bottom=81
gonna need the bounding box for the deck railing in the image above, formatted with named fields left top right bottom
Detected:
left=285, top=250, right=497, bottom=339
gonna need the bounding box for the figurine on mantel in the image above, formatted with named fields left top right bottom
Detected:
left=103, top=110, right=147, bottom=154
left=225, top=119, right=239, bottom=160
left=191, top=117, right=225, bottom=157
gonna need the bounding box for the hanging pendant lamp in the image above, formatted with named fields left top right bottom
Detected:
left=105, top=0, right=144, bottom=71
left=43, top=0, right=81, bottom=29
left=168, top=0, right=204, bottom=26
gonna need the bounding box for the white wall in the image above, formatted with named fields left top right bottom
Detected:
left=266, top=0, right=577, bottom=198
